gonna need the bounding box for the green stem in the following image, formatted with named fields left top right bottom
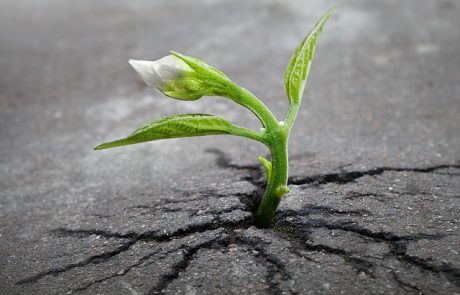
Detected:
left=228, top=125, right=264, bottom=142
left=219, top=82, right=295, bottom=227
left=284, top=102, right=300, bottom=129
left=255, top=128, right=290, bottom=227
left=224, top=84, right=279, bottom=130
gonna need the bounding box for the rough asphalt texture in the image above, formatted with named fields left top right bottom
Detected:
left=1, top=0, right=459, bottom=294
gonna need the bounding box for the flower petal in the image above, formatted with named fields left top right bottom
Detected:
left=152, top=55, right=193, bottom=80
left=129, top=59, right=162, bottom=87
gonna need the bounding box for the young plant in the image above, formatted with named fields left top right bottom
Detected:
left=95, top=8, right=334, bottom=227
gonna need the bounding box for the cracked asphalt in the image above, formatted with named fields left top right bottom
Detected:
left=1, top=0, right=459, bottom=294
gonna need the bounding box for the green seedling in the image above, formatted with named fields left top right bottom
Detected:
left=95, top=8, right=334, bottom=227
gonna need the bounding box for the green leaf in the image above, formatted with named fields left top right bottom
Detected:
left=275, top=185, right=290, bottom=198
left=95, top=114, right=233, bottom=150
left=284, top=7, right=334, bottom=105
left=258, top=156, right=272, bottom=180
left=171, top=51, right=230, bottom=85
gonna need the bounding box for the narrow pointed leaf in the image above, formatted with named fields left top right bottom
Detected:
left=258, top=156, right=272, bottom=180
left=95, top=114, right=234, bottom=150
left=284, top=7, right=334, bottom=105
left=275, top=185, right=290, bottom=198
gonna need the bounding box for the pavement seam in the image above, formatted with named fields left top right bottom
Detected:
left=273, top=216, right=460, bottom=288
left=288, top=164, right=460, bottom=186
left=272, top=227, right=377, bottom=278
left=15, top=239, right=138, bottom=285
left=147, top=232, right=232, bottom=295
left=16, top=214, right=254, bottom=288
left=389, top=270, right=424, bottom=294
left=14, top=151, right=460, bottom=292
left=237, top=237, right=298, bottom=295
left=72, top=247, right=165, bottom=293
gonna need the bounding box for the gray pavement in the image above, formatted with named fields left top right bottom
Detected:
left=1, top=0, right=459, bottom=294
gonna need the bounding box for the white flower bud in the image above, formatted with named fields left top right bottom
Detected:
left=128, top=54, right=231, bottom=101
left=129, top=55, right=194, bottom=88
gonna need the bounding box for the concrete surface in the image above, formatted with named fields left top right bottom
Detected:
left=1, top=0, right=459, bottom=294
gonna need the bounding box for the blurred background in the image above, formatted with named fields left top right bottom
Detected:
left=1, top=0, right=459, bottom=188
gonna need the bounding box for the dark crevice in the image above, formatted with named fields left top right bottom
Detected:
left=235, top=191, right=260, bottom=219
left=390, top=270, right=424, bottom=294
left=72, top=229, right=249, bottom=293
left=298, top=204, right=371, bottom=216
left=53, top=216, right=252, bottom=245
left=206, top=148, right=261, bottom=172
left=206, top=148, right=267, bottom=212
left=17, top=152, right=460, bottom=291
left=206, top=148, right=265, bottom=189
left=237, top=237, right=296, bottom=295
left=275, top=212, right=445, bottom=243
left=125, top=189, right=262, bottom=221
left=288, top=164, right=460, bottom=186
left=16, top=239, right=137, bottom=285
left=274, top=227, right=376, bottom=278
left=307, top=243, right=376, bottom=278
left=135, top=215, right=252, bottom=242
left=257, top=254, right=289, bottom=295
left=73, top=247, right=164, bottom=293
left=17, top=215, right=253, bottom=286
left=273, top=216, right=460, bottom=287
left=208, top=148, right=459, bottom=189
left=392, top=243, right=460, bottom=287
left=147, top=235, right=230, bottom=295
left=157, top=207, right=183, bottom=213
left=16, top=165, right=258, bottom=287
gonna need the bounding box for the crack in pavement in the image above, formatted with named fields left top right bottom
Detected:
left=16, top=216, right=254, bottom=286
left=206, top=148, right=266, bottom=196
left=125, top=189, right=259, bottom=220
left=15, top=149, right=460, bottom=293
left=73, top=230, right=234, bottom=294
left=274, top=215, right=460, bottom=287
left=15, top=239, right=138, bottom=285
left=147, top=233, right=230, bottom=295
left=237, top=237, right=297, bottom=295
left=294, top=204, right=372, bottom=216
left=390, top=270, right=424, bottom=294
left=393, top=243, right=460, bottom=287
left=72, top=247, right=165, bottom=293
left=288, top=164, right=460, bottom=186
left=205, top=148, right=262, bottom=172
left=272, top=225, right=377, bottom=278
left=275, top=211, right=446, bottom=243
